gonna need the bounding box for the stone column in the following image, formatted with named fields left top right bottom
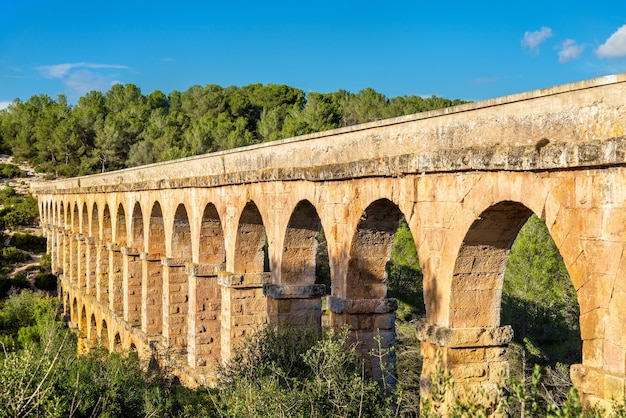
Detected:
left=264, top=284, right=326, bottom=327
left=328, top=297, right=397, bottom=381
left=416, top=324, right=512, bottom=404
left=187, top=263, right=223, bottom=369
left=218, top=272, right=270, bottom=361
left=107, top=242, right=123, bottom=315
left=162, top=257, right=190, bottom=352
left=141, top=252, right=163, bottom=335
left=571, top=365, right=626, bottom=410
left=122, top=247, right=142, bottom=326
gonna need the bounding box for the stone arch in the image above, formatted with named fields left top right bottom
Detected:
left=234, top=201, right=267, bottom=274
left=199, top=203, right=224, bottom=265
left=267, top=199, right=328, bottom=328
left=115, top=203, right=127, bottom=246
left=81, top=202, right=89, bottom=234
left=335, top=198, right=404, bottom=379
left=113, top=333, right=122, bottom=352
left=100, top=320, right=109, bottom=349
left=449, top=201, right=533, bottom=328
left=90, top=202, right=99, bottom=238
left=89, top=314, right=97, bottom=344
left=102, top=204, right=112, bottom=241
left=346, top=198, right=404, bottom=300
left=281, top=200, right=322, bottom=286
left=71, top=297, right=78, bottom=325
left=131, top=203, right=144, bottom=249
left=144, top=201, right=165, bottom=335
left=80, top=305, right=87, bottom=334
left=72, top=202, right=79, bottom=233
left=164, top=204, right=191, bottom=350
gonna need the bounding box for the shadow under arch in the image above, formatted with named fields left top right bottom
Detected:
left=266, top=199, right=329, bottom=328
left=450, top=200, right=533, bottom=328
left=333, top=198, right=406, bottom=380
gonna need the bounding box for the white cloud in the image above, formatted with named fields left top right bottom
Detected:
left=557, top=39, right=584, bottom=63
left=36, top=62, right=130, bottom=79
left=596, top=24, right=626, bottom=58
left=34, top=62, right=131, bottom=97
left=521, top=27, right=553, bottom=51
left=0, top=102, right=12, bottom=111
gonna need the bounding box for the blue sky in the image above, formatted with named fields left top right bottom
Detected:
left=2, top=0, right=626, bottom=109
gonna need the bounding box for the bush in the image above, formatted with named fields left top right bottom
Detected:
left=1, top=246, right=30, bottom=264
left=0, top=195, right=39, bottom=229
left=9, top=232, right=46, bottom=252
left=0, top=163, right=26, bottom=179
left=216, top=326, right=390, bottom=417
left=34, top=273, right=56, bottom=291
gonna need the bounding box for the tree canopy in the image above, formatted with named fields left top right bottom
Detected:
left=0, top=84, right=467, bottom=176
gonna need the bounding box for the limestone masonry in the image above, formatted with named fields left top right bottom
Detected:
left=32, top=74, right=626, bottom=409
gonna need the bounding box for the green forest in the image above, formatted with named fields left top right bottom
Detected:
left=0, top=83, right=609, bottom=416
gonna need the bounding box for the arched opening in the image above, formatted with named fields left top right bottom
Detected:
left=89, top=314, right=97, bottom=344
left=340, top=198, right=406, bottom=380
left=127, top=202, right=144, bottom=326
left=71, top=297, right=78, bottom=325
left=80, top=305, right=87, bottom=330
left=450, top=201, right=533, bottom=327
left=165, top=204, right=191, bottom=351
left=199, top=203, right=224, bottom=265
left=271, top=200, right=328, bottom=328
left=220, top=201, right=269, bottom=360
left=130, top=342, right=137, bottom=352
left=442, top=201, right=581, bottom=413
left=144, top=202, right=165, bottom=335
left=347, top=199, right=404, bottom=300
left=100, top=319, right=109, bottom=349
left=113, top=333, right=122, bottom=352
left=502, top=214, right=580, bottom=411
left=234, top=201, right=268, bottom=274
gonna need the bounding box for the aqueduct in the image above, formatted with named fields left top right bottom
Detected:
left=32, top=74, right=626, bottom=407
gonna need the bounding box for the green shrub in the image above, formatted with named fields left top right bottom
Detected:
left=0, top=163, right=26, bottom=179
left=0, top=195, right=39, bottom=229
left=9, top=232, right=46, bottom=252
left=216, top=326, right=390, bottom=417
left=1, top=246, right=30, bottom=264
left=34, top=273, right=56, bottom=291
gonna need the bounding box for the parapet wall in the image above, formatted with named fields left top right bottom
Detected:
left=31, top=74, right=626, bottom=195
